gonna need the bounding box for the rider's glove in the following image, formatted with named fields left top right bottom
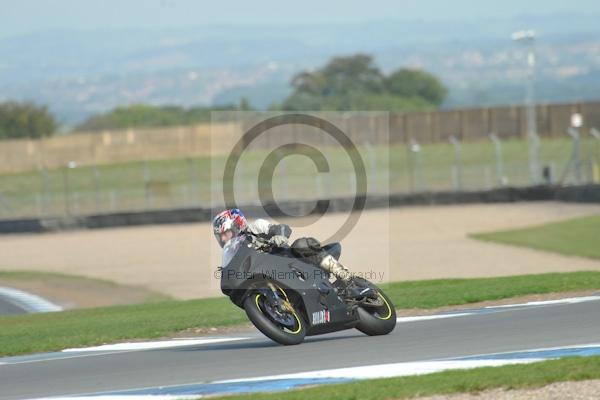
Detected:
left=268, top=224, right=292, bottom=238
left=270, top=235, right=289, bottom=247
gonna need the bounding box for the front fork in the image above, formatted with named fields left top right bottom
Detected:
left=265, top=282, right=296, bottom=314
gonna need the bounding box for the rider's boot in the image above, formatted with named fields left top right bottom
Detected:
left=320, top=254, right=352, bottom=282
left=319, top=255, right=376, bottom=299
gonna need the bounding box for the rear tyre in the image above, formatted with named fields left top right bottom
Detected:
left=354, top=282, right=397, bottom=336
left=244, top=291, right=306, bottom=345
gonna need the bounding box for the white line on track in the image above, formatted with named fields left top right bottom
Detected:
left=397, top=295, right=600, bottom=323
left=484, top=295, right=600, bottom=309
left=0, top=337, right=252, bottom=366
left=61, top=337, right=250, bottom=352
left=217, top=358, right=540, bottom=383
left=442, top=342, right=600, bottom=360
left=396, top=313, right=472, bottom=323
left=32, top=396, right=196, bottom=400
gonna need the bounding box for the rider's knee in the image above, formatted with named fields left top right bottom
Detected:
left=324, top=242, right=341, bottom=260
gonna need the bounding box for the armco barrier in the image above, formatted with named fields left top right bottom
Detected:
left=0, top=218, right=45, bottom=234
left=0, top=185, right=598, bottom=234
left=555, top=185, right=600, bottom=203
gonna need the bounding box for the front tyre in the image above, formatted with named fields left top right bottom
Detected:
left=244, top=291, right=306, bottom=345
left=355, top=283, right=397, bottom=336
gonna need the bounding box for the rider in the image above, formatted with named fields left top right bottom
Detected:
left=212, top=208, right=369, bottom=296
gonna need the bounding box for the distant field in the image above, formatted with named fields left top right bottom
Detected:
left=472, top=215, right=600, bottom=260
left=0, top=137, right=589, bottom=219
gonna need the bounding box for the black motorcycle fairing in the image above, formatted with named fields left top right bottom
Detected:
left=219, top=235, right=359, bottom=335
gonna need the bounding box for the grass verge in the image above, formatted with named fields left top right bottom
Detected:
left=472, top=215, right=600, bottom=260
left=381, top=271, right=600, bottom=309
left=213, top=356, right=600, bottom=400
left=0, top=297, right=247, bottom=356
left=1, top=271, right=600, bottom=356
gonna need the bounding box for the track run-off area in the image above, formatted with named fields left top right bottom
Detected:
left=1, top=202, right=600, bottom=301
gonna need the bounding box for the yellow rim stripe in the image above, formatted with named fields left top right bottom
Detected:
left=375, top=293, right=393, bottom=320
left=254, top=292, right=303, bottom=334
left=255, top=293, right=262, bottom=311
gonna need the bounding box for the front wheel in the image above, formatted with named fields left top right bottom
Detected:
left=244, top=290, right=306, bottom=345
left=354, top=281, right=397, bottom=336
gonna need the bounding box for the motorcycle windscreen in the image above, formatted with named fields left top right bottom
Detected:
left=221, top=234, right=245, bottom=268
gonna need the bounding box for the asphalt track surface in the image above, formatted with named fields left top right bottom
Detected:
left=2, top=299, right=600, bottom=400
left=0, top=297, right=26, bottom=315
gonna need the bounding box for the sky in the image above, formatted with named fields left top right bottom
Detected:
left=1, top=0, right=599, bottom=39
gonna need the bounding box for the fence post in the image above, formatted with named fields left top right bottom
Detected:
left=489, top=133, right=507, bottom=186
left=143, top=160, right=151, bottom=209
left=449, top=135, right=462, bottom=191
left=62, top=161, right=77, bottom=217
left=408, top=139, right=423, bottom=192
left=567, top=127, right=582, bottom=184
left=559, top=123, right=583, bottom=185
left=39, top=167, right=50, bottom=217
left=405, top=140, right=413, bottom=193
left=590, top=128, right=600, bottom=183
left=92, top=165, right=101, bottom=213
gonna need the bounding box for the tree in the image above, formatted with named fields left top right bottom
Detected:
left=0, top=101, right=57, bottom=140
left=238, top=97, right=253, bottom=111
left=74, top=102, right=253, bottom=132
left=291, top=54, right=383, bottom=98
left=385, top=68, right=448, bottom=106
left=281, top=54, right=447, bottom=111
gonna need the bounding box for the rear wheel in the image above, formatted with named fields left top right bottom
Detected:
left=243, top=288, right=306, bottom=345
left=354, top=281, right=396, bottom=336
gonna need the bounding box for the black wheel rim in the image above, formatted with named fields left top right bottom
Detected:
left=361, top=293, right=393, bottom=320
left=255, top=293, right=303, bottom=334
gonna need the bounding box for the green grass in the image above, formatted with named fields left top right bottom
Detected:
left=382, top=271, right=600, bottom=309
left=0, top=137, right=589, bottom=219
left=1, top=271, right=600, bottom=356
left=472, top=215, right=600, bottom=260
left=0, top=297, right=247, bottom=356
left=213, top=356, right=600, bottom=400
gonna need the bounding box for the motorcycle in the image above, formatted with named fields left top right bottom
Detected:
left=219, top=234, right=396, bottom=345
